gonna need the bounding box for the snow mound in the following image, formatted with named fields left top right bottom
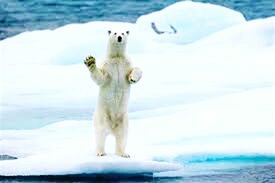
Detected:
left=194, top=16, right=275, bottom=49
left=0, top=22, right=133, bottom=65
left=136, top=1, right=245, bottom=44
left=0, top=1, right=247, bottom=66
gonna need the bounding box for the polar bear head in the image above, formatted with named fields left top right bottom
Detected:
left=107, top=30, right=130, bottom=59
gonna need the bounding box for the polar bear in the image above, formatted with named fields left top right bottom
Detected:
left=84, top=30, right=142, bottom=158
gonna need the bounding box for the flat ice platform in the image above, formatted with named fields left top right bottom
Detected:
left=0, top=155, right=181, bottom=180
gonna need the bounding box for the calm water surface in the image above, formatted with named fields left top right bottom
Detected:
left=1, top=0, right=274, bottom=40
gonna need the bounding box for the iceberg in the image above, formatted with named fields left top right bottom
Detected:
left=0, top=1, right=274, bottom=180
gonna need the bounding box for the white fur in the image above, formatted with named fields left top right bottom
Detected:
left=88, top=30, right=142, bottom=157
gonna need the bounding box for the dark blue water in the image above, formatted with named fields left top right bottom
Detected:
left=0, top=0, right=274, bottom=40
left=1, top=164, right=275, bottom=182
left=154, top=154, right=275, bottom=182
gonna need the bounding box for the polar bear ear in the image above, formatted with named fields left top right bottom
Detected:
left=126, top=30, right=130, bottom=35
left=108, top=30, right=111, bottom=35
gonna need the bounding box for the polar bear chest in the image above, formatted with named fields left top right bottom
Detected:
left=99, top=61, right=131, bottom=112
left=107, top=62, right=130, bottom=88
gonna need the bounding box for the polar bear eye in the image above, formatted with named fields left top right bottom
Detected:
left=122, top=33, right=124, bottom=35
left=114, top=33, right=117, bottom=35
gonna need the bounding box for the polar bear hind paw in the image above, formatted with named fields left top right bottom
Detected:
left=96, top=152, right=106, bottom=157
left=119, top=153, right=130, bottom=158
left=130, top=78, right=136, bottom=83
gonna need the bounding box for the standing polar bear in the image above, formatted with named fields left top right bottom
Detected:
left=84, top=30, right=142, bottom=158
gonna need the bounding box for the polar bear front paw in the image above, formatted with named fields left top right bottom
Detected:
left=128, top=68, right=142, bottom=83
left=84, top=55, right=96, bottom=70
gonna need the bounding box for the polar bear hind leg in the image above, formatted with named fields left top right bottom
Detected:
left=114, top=121, right=130, bottom=158
left=95, top=129, right=107, bottom=156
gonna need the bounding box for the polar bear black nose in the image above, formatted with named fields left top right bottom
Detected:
left=117, top=36, right=122, bottom=42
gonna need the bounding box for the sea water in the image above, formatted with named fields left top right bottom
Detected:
left=1, top=0, right=274, bottom=40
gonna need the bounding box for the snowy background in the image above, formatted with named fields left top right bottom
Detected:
left=0, top=1, right=275, bottom=179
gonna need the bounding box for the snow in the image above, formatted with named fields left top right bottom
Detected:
left=0, top=1, right=275, bottom=178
